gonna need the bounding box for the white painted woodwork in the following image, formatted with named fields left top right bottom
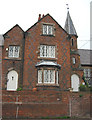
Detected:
left=71, top=74, right=79, bottom=92
left=7, top=70, right=18, bottom=91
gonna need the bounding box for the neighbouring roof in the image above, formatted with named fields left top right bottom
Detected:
left=64, top=11, right=77, bottom=36
left=78, top=49, right=92, bottom=65
left=0, top=35, right=4, bottom=46
left=36, top=61, right=61, bottom=68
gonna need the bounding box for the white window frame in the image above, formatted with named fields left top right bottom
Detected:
left=84, top=68, right=91, bottom=78
left=72, top=57, right=76, bottom=64
left=8, top=46, right=20, bottom=58
left=38, top=69, right=59, bottom=84
left=40, top=45, right=55, bottom=58
left=43, top=24, right=53, bottom=35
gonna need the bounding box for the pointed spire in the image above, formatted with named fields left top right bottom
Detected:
left=64, top=11, right=77, bottom=36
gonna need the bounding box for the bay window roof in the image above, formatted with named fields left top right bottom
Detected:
left=36, top=61, right=61, bottom=68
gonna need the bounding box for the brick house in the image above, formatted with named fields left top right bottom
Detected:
left=1, top=12, right=89, bottom=118
left=1, top=12, right=83, bottom=92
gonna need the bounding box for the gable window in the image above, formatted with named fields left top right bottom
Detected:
left=8, top=46, right=20, bottom=58
left=40, top=45, right=55, bottom=58
left=72, top=57, right=76, bottom=64
left=43, top=25, right=53, bottom=35
left=38, top=69, right=58, bottom=84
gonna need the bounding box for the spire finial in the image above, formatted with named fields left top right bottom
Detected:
left=66, top=4, right=69, bottom=12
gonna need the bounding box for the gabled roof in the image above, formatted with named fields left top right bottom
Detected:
left=78, top=49, right=92, bottom=65
left=26, top=13, right=69, bottom=35
left=3, top=24, right=24, bottom=36
left=64, top=11, right=77, bottom=36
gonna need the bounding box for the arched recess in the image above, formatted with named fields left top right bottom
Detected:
left=71, top=74, right=80, bottom=92
left=7, top=70, right=18, bottom=91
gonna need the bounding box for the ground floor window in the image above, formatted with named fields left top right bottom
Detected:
left=83, top=68, right=92, bottom=86
left=38, top=69, right=59, bottom=84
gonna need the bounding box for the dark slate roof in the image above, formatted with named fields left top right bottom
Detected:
left=78, top=49, right=92, bottom=65
left=64, top=11, right=77, bottom=36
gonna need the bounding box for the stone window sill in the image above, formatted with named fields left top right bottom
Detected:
left=38, top=57, right=58, bottom=61
left=36, top=83, right=59, bottom=87
left=4, top=57, right=22, bottom=61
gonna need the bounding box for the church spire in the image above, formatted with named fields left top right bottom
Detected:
left=64, top=10, right=77, bottom=36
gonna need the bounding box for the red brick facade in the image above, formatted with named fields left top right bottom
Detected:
left=1, top=14, right=86, bottom=118
left=2, top=25, right=24, bottom=89
left=2, top=90, right=91, bottom=118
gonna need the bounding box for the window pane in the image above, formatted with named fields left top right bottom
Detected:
left=40, top=45, right=44, bottom=57
left=8, top=46, right=14, bottom=57
left=43, top=25, right=47, bottom=34
left=72, top=57, right=76, bottom=64
left=14, top=46, right=20, bottom=58
left=47, top=46, right=49, bottom=57
left=43, top=25, right=53, bottom=35
left=44, top=70, right=48, bottom=83
left=50, top=70, right=55, bottom=83
left=44, top=70, right=55, bottom=83
left=40, top=45, right=55, bottom=58
left=38, top=70, right=42, bottom=83
left=56, top=71, right=58, bottom=84
left=44, top=45, right=47, bottom=57
left=88, top=69, right=91, bottom=77
left=51, top=46, right=55, bottom=58
left=8, top=46, right=20, bottom=58
left=48, top=26, right=53, bottom=35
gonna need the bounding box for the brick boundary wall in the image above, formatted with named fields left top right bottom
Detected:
left=2, top=90, right=92, bottom=119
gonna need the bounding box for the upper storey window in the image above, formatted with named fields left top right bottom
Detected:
left=72, top=57, right=76, bottom=64
left=40, top=45, right=55, bottom=58
left=43, top=24, right=53, bottom=35
left=71, top=39, right=74, bottom=46
left=8, top=46, right=20, bottom=58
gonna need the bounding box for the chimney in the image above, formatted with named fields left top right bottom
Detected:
left=38, top=14, right=41, bottom=21
left=42, top=14, right=44, bottom=18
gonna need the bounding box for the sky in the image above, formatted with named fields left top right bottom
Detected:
left=0, top=0, right=91, bottom=49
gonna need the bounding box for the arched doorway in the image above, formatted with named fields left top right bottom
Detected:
left=7, top=70, right=18, bottom=91
left=71, top=74, right=80, bottom=92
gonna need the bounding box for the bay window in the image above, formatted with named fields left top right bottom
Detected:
left=38, top=69, right=59, bottom=84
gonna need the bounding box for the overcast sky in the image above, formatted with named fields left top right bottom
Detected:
left=0, top=0, right=91, bottom=49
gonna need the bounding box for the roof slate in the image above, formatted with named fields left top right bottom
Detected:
left=78, top=49, right=92, bottom=65
left=64, top=11, right=77, bottom=36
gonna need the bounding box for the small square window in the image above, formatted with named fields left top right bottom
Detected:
left=72, top=57, right=76, bottom=64
left=8, top=46, right=20, bottom=58
left=43, top=24, right=53, bottom=35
